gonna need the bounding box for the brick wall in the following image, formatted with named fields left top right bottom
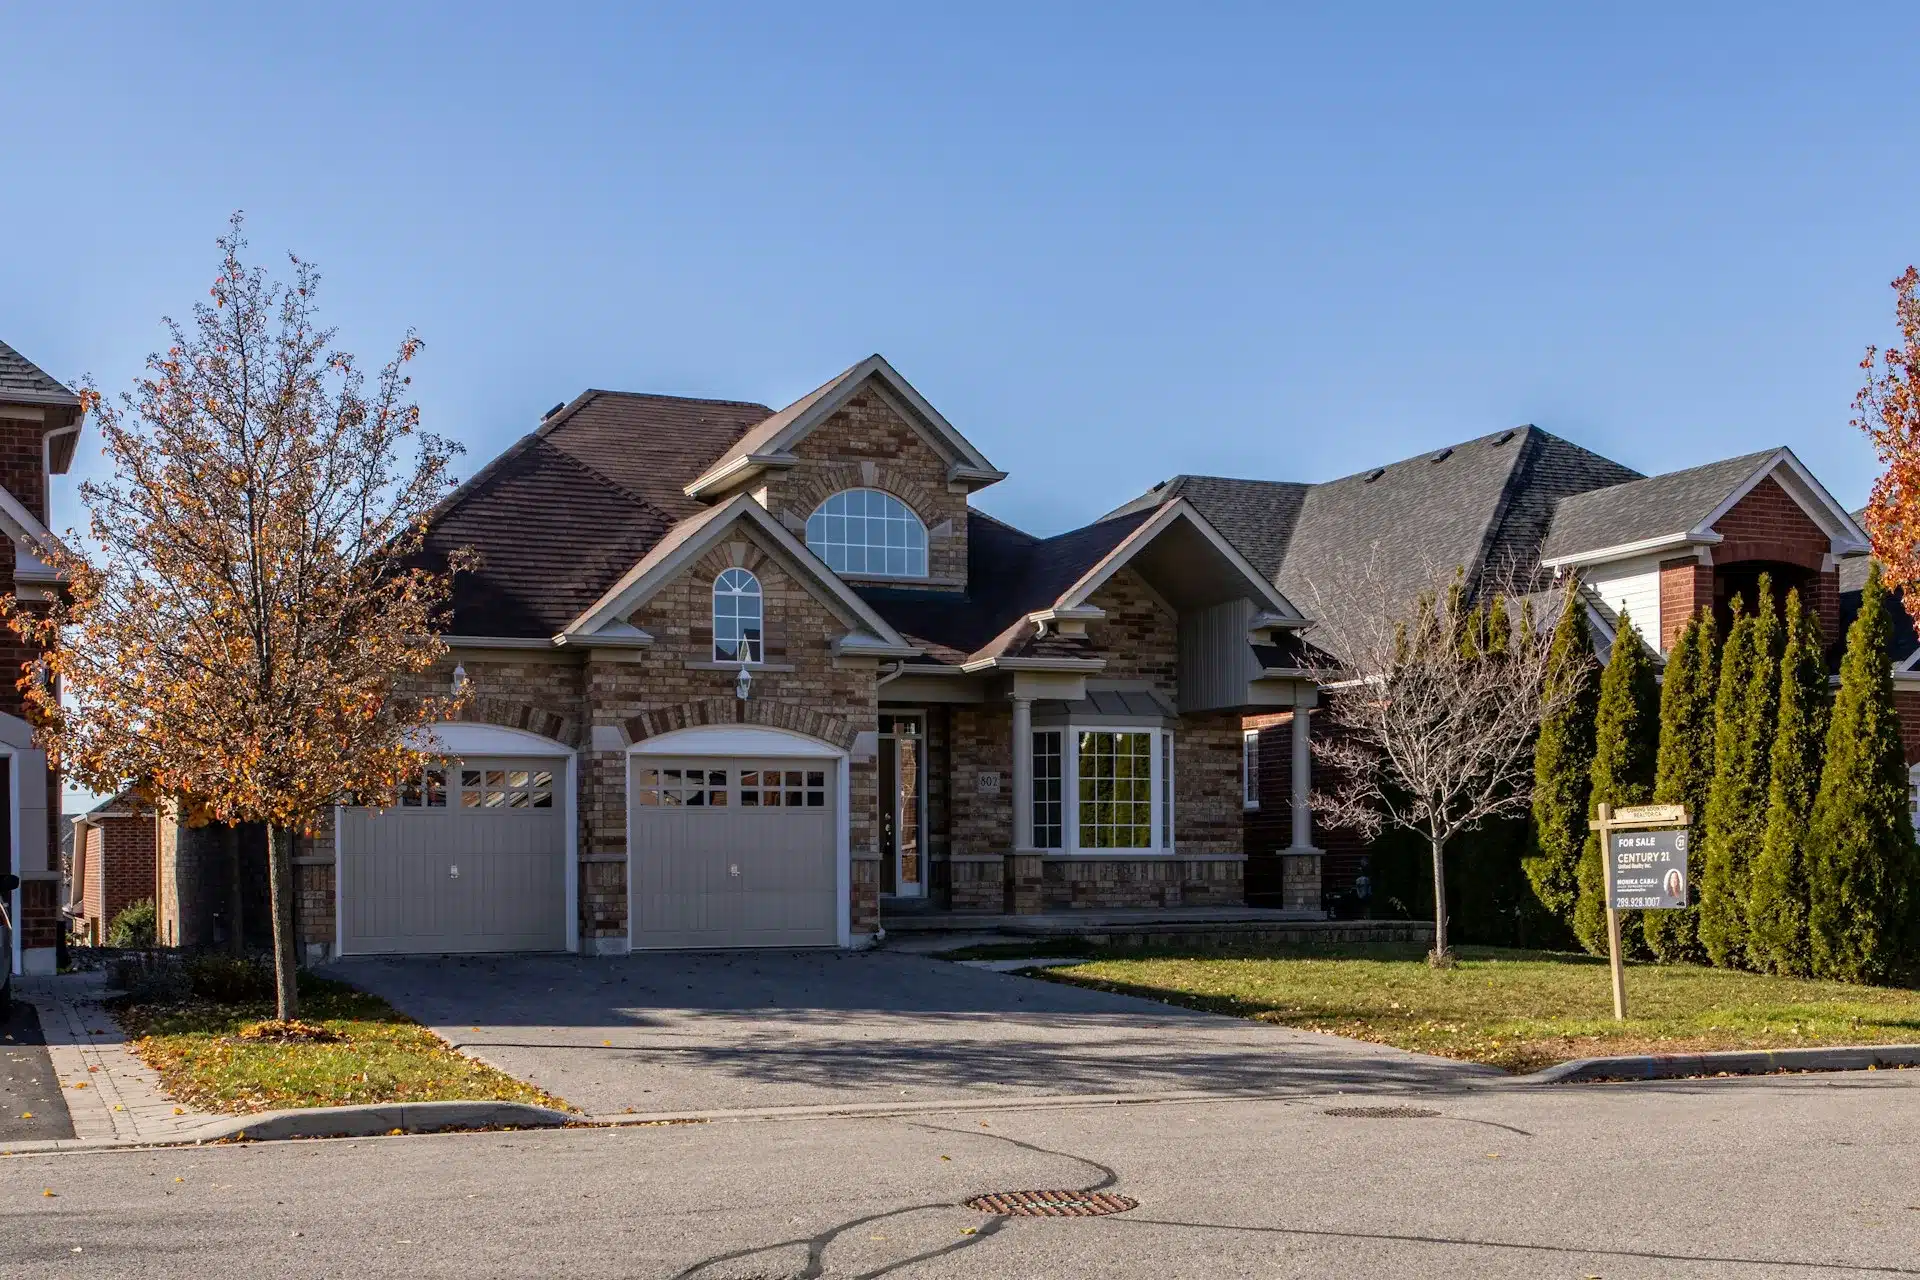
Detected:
left=949, top=704, right=1012, bottom=855
left=1895, top=689, right=1920, bottom=766
left=1709, top=474, right=1840, bottom=642
left=759, top=384, right=970, bottom=589
left=1657, top=557, right=1714, bottom=652
left=77, top=812, right=158, bottom=934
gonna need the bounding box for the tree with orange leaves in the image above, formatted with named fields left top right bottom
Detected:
left=2, top=216, right=472, bottom=1019
left=1859, top=266, right=1920, bottom=616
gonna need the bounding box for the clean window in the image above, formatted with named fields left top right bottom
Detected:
left=713, top=567, right=763, bottom=663
left=1078, top=730, right=1154, bottom=849
left=1033, top=730, right=1063, bottom=849
left=1909, top=764, right=1920, bottom=831
left=805, top=489, right=928, bottom=578
left=1242, top=730, right=1260, bottom=810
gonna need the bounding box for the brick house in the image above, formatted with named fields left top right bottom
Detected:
left=0, top=338, right=85, bottom=976
left=265, top=355, right=1317, bottom=959
left=1126, top=432, right=1873, bottom=903
left=66, top=788, right=159, bottom=945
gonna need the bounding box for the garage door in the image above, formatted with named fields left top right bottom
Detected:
left=630, top=757, right=838, bottom=949
left=339, top=759, right=567, bottom=955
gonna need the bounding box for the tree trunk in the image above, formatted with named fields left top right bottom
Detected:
left=225, top=825, right=245, bottom=956
left=266, top=823, right=299, bottom=1021
left=1430, top=833, right=1452, bottom=966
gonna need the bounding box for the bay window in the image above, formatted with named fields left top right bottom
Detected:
left=1029, top=724, right=1176, bottom=853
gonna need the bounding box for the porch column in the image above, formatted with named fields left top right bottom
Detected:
left=1288, top=707, right=1313, bottom=851
left=1011, top=695, right=1034, bottom=851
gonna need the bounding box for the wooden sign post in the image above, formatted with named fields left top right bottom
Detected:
left=1593, top=802, right=1691, bottom=1022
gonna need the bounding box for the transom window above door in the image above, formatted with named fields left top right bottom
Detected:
left=805, top=489, right=928, bottom=578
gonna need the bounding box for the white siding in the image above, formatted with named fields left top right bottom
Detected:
left=1581, top=554, right=1664, bottom=642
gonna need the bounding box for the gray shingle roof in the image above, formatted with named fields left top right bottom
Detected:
left=1540, top=449, right=1779, bottom=562
left=1120, top=427, right=1640, bottom=657
left=0, top=338, right=79, bottom=407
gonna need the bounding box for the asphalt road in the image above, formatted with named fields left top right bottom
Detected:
left=0, top=1004, right=73, bottom=1145
left=4, top=1069, right=1917, bottom=1278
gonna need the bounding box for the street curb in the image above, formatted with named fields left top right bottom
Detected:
left=1512, top=1043, right=1920, bottom=1084
left=0, top=1100, right=575, bottom=1154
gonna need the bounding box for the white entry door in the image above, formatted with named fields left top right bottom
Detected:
left=338, top=759, right=568, bottom=955
left=628, top=757, right=839, bottom=949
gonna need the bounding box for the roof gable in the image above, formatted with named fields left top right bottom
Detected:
left=683, top=356, right=1004, bottom=498
left=1541, top=447, right=1869, bottom=567
left=561, top=493, right=914, bottom=655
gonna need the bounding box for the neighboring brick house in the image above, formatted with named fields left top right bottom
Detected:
left=66, top=789, right=159, bottom=945
left=232, top=354, right=1316, bottom=960
left=0, top=338, right=84, bottom=977
left=1121, top=433, right=1873, bottom=905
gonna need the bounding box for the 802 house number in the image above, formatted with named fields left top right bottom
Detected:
left=975, top=772, right=1002, bottom=797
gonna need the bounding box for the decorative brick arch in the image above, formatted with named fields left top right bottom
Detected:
left=790, top=462, right=942, bottom=529
left=451, top=695, right=582, bottom=750
left=623, top=698, right=860, bottom=753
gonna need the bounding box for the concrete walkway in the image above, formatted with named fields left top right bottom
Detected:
left=15, top=973, right=214, bottom=1148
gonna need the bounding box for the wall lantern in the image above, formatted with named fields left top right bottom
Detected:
left=452, top=663, right=469, bottom=696
left=734, top=665, right=752, bottom=701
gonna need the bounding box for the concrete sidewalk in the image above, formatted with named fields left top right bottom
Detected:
left=13, top=972, right=214, bottom=1149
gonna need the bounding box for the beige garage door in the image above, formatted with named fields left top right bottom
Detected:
left=339, top=759, right=567, bottom=955
left=630, top=757, right=839, bottom=949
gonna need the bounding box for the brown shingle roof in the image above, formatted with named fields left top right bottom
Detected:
left=539, top=391, right=773, bottom=522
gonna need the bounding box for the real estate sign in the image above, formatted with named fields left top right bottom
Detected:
left=1608, top=828, right=1689, bottom=910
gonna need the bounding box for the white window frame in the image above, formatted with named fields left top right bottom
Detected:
left=1032, top=724, right=1176, bottom=854
left=1909, top=763, right=1920, bottom=832
left=805, top=488, right=929, bottom=579
left=1242, top=729, right=1260, bottom=810
left=712, top=567, right=764, bottom=663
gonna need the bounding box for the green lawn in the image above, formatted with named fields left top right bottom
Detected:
left=117, top=977, right=566, bottom=1114
left=1039, top=944, right=1920, bottom=1073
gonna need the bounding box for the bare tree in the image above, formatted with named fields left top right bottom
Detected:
left=1304, top=554, right=1582, bottom=966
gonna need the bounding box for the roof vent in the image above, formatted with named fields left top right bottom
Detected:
left=1364, top=467, right=1385, bottom=483
left=542, top=401, right=565, bottom=421
left=1430, top=447, right=1453, bottom=463
left=1492, top=429, right=1516, bottom=446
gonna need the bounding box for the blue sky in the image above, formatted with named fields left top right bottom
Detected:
left=5, top=5, right=1918, bottom=537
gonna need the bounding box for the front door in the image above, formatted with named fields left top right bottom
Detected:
left=878, top=714, right=924, bottom=898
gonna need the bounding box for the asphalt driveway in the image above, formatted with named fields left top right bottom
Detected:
left=1, top=1002, right=74, bottom=1143
left=333, top=949, right=1493, bottom=1117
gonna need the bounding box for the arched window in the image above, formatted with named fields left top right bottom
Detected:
left=806, top=489, right=928, bottom=578
left=713, top=568, right=763, bottom=663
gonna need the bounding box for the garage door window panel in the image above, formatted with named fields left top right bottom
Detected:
left=739, top=766, right=828, bottom=808
left=458, top=765, right=555, bottom=809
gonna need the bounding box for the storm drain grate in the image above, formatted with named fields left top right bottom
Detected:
left=965, top=1190, right=1139, bottom=1217
left=1322, top=1105, right=1443, bottom=1119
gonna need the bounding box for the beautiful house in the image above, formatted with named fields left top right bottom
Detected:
left=0, top=338, right=84, bottom=976
left=279, top=355, right=1319, bottom=959
left=1130, top=429, right=1874, bottom=902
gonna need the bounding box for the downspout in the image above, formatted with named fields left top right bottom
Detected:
left=876, top=660, right=909, bottom=690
